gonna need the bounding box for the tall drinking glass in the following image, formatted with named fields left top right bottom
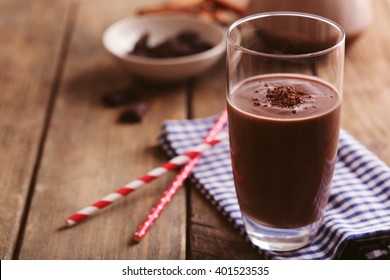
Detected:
left=226, top=12, right=345, bottom=251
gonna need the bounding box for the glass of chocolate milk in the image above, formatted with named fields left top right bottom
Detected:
left=226, top=12, right=345, bottom=251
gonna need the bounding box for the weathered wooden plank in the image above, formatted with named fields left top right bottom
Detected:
left=0, top=0, right=71, bottom=259
left=18, top=0, right=186, bottom=259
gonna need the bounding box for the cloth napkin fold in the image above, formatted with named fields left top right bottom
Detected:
left=159, top=115, right=390, bottom=260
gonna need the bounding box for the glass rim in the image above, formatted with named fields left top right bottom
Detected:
left=227, top=11, right=346, bottom=59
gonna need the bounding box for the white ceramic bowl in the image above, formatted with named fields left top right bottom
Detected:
left=102, top=15, right=226, bottom=82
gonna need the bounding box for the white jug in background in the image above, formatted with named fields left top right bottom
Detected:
left=246, top=0, right=373, bottom=43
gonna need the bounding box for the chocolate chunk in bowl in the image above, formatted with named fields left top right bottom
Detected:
left=102, top=15, right=226, bottom=82
left=129, top=29, right=214, bottom=58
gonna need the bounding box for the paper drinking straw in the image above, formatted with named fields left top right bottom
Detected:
left=132, top=156, right=201, bottom=242
left=133, top=110, right=228, bottom=241
left=65, top=110, right=228, bottom=227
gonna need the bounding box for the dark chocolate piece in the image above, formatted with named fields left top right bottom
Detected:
left=132, top=33, right=149, bottom=55
left=117, top=102, right=148, bottom=124
left=129, top=29, right=214, bottom=58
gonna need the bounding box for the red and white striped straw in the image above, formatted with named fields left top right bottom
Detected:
left=133, top=110, right=228, bottom=241
left=65, top=110, right=228, bottom=227
left=132, top=157, right=201, bottom=242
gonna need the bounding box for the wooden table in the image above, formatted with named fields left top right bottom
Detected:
left=1, top=0, right=390, bottom=260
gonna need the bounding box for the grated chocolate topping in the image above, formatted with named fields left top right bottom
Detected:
left=252, top=85, right=311, bottom=113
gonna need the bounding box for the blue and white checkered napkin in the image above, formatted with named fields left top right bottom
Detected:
left=159, top=115, right=390, bottom=260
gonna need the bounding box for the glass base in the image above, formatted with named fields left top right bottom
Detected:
left=242, top=214, right=322, bottom=251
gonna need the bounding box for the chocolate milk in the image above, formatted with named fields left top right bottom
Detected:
left=227, top=74, right=340, bottom=229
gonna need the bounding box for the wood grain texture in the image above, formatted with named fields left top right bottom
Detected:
left=0, top=0, right=71, bottom=259
left=18, top=0, right=186, bottom=259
